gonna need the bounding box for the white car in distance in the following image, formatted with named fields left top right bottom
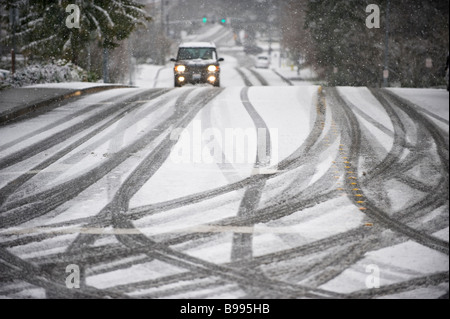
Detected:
left=255, top=54, right=270, bottom=69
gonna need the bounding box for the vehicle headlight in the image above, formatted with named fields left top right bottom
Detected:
left=175, top=65, right=186, bottom=73
left=208, top=65, right=217, bottom=72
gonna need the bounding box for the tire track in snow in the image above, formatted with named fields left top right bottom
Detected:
left=246, top=68, right=269, bottom=86
left=234, top=67, right=253, bottom=86
left=230, top=87, right=272, bottom=294
left=88, top=87, right=342, bottom=298
left=0, top=89, right=138, bottom=153
left=1, top=85, right=448, bottom=298
left=0, top=88, right=220, bottom=297
left=59, top=87, right=343, bottom=299
left=331, top=87, right=449, bottom=255
left=0, top=89, right=169, bottom=172
left=0, top=247, right=128, bottom=299
left=0, top=90, right=180, bottom=227
left=0, top=89, right=171, bottom=208
left=271, top=69, right=294, bottom=86
left=126, top=86, right=325, bottom=222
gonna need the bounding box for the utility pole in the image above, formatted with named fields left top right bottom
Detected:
left=0, top=6, right=3, bottom=58
left=10, top=6, right=18, bottom=75
left=278, top=0, right=282, bottom=68
left=383, top=0, right=390, bottom=87
left=103, top=47, right=109, bottom=83
left=129, top=38, right=134, bottom=86
left=160, top=0, right=165, bottom=65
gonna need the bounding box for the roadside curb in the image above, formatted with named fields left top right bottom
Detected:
left=0, top=84, right=134, bottom=125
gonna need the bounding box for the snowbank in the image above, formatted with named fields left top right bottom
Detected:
left=0, top=59, right=89, bottom=88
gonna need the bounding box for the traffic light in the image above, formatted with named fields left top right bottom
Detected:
left=202, top=17, right=207, bottom=23
left=220, top=18, right=226, bottom=24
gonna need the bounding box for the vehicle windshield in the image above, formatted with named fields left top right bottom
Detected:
left=177, top=48, right=217, bottom=60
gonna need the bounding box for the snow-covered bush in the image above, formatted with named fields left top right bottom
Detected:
left=0, top=59, right=88, bottom=88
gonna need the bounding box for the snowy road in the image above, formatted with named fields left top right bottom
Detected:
left=0, top=29, right=448, bottom=299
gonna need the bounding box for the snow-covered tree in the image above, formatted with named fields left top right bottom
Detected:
left=1, top=0, right=151, bottom=64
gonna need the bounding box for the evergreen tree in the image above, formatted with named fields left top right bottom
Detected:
left=280, top=0, right=313, bottom=69
left=1, top=0, right=151, bottom=64
left=305, top=0, right=384, bottom=86
left=304, top=0, right=449, bottom=87
left=388, top=0, right=449, bottom=87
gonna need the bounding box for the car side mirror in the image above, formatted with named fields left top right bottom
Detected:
left=170, top=58, right=177, bottom=62
left=218, top=58, right=224, bottom=62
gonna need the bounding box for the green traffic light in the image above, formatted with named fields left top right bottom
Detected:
left=202, top=17, right=207, bottom=23
left=221, top=18, right=226, bottom=24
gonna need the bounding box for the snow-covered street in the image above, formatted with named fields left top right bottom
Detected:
left=0, top=23, right=448, bottom=300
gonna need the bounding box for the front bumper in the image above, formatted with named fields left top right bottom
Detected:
left=174, top=65, right=220, bottom=86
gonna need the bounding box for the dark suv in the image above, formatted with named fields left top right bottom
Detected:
left=171, top=42, right=224, bottom=87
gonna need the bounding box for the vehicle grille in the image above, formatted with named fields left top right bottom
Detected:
left=188, top=65, right=207, bottom=73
